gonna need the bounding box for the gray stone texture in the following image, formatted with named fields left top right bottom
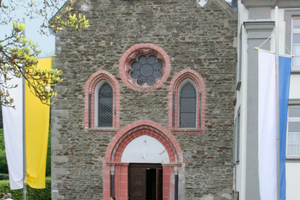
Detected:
left=51, top=0, right=237, bottom=199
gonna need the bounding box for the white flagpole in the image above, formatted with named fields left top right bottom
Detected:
left=22, top=18, right=27, bottom=200
left=275, top=6, right=280, bottom=200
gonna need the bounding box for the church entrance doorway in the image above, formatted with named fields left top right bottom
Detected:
left=103, top=122, right=183, bottom=200
left=128, top=163, right=162, bottom=200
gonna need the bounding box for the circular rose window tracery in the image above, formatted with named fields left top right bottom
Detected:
left=119, top=43, right=171, bottom=92
left=130, top=55, right=163, bottom=86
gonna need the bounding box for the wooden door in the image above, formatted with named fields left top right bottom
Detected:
left=129, top=164, right=163, bottom=200
left=129, top=165, right=146, bottom=200
left=156, top=168, right=162, bottom=200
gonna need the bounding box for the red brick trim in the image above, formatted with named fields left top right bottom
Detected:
left=84, top=70, right=120, bottom=131
left=103, top=120, right=183, bottom=200
left=114, top=127, right=176, bottom=163
left=119, top=43, right=171, bottom=92
left=168, top=69, right=206, bottom=132
left=105, top=121, right=183, bottom=163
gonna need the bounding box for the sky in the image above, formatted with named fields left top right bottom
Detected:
left=0, top=0, right=232, bottom=58
left=0, top=17, right=55, bottom=58
left=24, top=18, right=56, bottom=58
left=0, top=1, right=57, bottom=58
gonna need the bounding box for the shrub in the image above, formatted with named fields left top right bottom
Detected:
left=0, top=177, right=51, bottom=200
left=0, top=129, right=8, bottom=174
left=0, top=174, right=9, bottom=180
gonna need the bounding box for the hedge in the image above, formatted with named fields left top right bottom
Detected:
left=0, top=174, right=9, bottom=180
left=0, top=177, right=51, bottom=200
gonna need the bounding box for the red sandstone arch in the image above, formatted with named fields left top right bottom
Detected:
left=168, top=68, right=206, bottom=132
left=103, top=120, right=183, bottom=200
left=84, top=70, right=120, bottom=130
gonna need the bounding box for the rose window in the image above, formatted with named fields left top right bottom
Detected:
left=119, top=43, right=171, bottom=92
left=130, top=55, right=163, bottom=86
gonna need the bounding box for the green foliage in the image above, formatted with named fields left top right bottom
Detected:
left=0, top=0, right=89, bottom=107
left=0, top=24, right=63, bottom=107
left=0, top=155, right=8, bottom=175
left=0, top=177, right=51, bottom=200
left=0, top=129, right=5, bottom=150
left=0, top=174, right=9, bottom=180
left=0, top=106, right=2, bottom=129
left=52, top=13, right=89, bottom=32
left=0, top=129, right=7, bottom=174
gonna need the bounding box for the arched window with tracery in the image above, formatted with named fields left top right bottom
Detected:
left=168, top=69, right=206, bottom=132
left=84, top=70, right=120, bottom=131
left=179, top=82, right=197, bottom=128
left=98, top=83, right=113, bottom=127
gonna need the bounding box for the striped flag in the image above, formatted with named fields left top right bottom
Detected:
left=2, top=57, right=52, bottom=189
left=2, top=76, right=24, bottom=189
left=279, top=55, right=291, bottom=200
left=258, top=49, right=277, bottom=200
left=258, top=49, right=291, bottom=200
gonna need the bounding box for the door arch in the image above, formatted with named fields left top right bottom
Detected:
left=121, top=135, right=170, bottom=164
left=103, top=120, right=183, bottom=200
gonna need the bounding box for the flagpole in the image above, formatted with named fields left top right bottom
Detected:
left=275, top=6, right=280, bottom=200
left=22, top=69, right=27, bottom=200
left=22, top=18, right=27, bottom=200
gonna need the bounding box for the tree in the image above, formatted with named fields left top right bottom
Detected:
left=0, top=0, right=89, bottom=107
left=0, top=129, right=8, bottom=174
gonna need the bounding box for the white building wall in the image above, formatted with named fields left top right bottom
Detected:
left=236, top=1, right=300, bottom=199
left=286, top=163, right=300, bottom=200
left=287, top=73, right=300, bottom=200
left=235, top=2, right=248, bottom=200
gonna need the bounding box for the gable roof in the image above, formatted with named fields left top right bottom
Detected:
left=213, top=0, right=237, bottom=19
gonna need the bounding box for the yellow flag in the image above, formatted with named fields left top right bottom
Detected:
left=25, top=57, right=51, bottom=188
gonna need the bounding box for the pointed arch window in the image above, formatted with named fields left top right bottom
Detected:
left=98, top=83, right=113, bottom=127
left=168, top=69, right=206, bottom=132
left=84, top=70, right=120, bottom=131
left=179, top=82, right=197, bottom=128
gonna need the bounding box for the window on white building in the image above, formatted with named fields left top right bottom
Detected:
left=236, top=27, right=242, bottom=91
left=233, top=109, right=240, bottom=164
left=292, top=18, right=300, bottom=68
left=287, top=106, right=300, bottom=158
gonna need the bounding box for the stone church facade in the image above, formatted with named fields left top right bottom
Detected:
left=51, top=0, right=237, bottom=199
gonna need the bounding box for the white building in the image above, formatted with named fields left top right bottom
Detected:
left=234, top=0, right=300, bottom=199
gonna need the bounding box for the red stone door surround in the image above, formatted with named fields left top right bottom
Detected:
left=103, top=121, right=183, bottom=200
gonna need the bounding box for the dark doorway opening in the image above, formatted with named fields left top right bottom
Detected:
left=129, top=163, right=162, bottom=200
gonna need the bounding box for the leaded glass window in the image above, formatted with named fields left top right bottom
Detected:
left=179, top=83, right=196, bottom=128
left=98, top=83, right=113, bottom=127
left=130, top=55, right=163, bottom=86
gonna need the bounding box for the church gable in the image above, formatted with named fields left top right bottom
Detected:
left=51, top=0, right=237, bottom=199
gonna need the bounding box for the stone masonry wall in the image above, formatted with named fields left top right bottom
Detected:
left=51, top=0, right=237, bottom=199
